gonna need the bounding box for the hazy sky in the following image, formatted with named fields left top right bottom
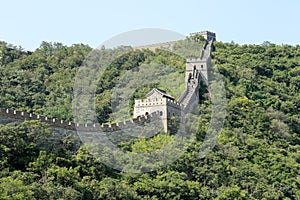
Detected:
left=1, top=0, right=299, bottom=50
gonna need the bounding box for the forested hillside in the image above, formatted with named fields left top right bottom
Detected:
left=0, top=38, right=299, bottom=199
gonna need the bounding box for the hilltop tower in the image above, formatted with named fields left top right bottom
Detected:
left=190, top=31, right=216, bottom=41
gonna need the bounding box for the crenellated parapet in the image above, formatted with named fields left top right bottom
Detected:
left=186, top=58, right=203, bottom=63
left=1, top=31, right=216, bottom=135
left=135, top=98, right=182, bottom=108
left=166, top=98, right=182, bottom=109
left=135, top=98, right=166, bottom=107
left=0, top=108, right=76, bottom=129
left=99, top=111, right=160, bottom=132
left=0, top=108, right=161, bottom=133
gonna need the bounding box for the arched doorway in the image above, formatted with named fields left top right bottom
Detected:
left=193, top=65, right=197, bottom=79
left=188, top=73, right=192, bottom=83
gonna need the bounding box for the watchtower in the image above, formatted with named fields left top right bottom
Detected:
left=133, top=88, right=182, bottom=132
left=185, top=57, right=209, bottom=84
left=190, top=31, right=216, bottom=41
left=186, top=31, right=215, bottom=85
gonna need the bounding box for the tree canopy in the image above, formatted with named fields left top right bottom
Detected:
left=0, top=38, right=299, bottom=199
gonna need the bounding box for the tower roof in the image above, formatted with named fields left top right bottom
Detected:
left=146, top=88, right=175, bottom=100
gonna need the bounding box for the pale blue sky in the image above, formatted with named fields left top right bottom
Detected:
left=1, top=0, right=299, bottom=50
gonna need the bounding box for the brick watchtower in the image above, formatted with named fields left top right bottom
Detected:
left=133, top=88, right=182, bottom=133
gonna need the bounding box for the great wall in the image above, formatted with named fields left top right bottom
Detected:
left=0, top=108, right=161, bottom=132
left=0, top=31, right=215, bottom=133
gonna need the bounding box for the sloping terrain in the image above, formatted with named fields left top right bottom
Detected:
left=0, top=38, right=299, bottom=199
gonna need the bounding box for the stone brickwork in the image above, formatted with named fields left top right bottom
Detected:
left=0, top=31, right=216, bottom=134
left=0, top=108, right=161, bottom=133
left=186, top=39, right=214, bottom=85
left=133, top=88, right=182, bottom=132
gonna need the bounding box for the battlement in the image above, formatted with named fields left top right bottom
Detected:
left=186, top=58, right=203, bottom=63
left=0, top=108, right=76, bottom=129
left=102, top=111, right=161, bottom=131
left=135, top=98, right=182, bottom=108
left=135, top=98, right=165, bottom=106
left=0, top=108, right=161, bottom=133
left=166, top=98, right=182, bottom=108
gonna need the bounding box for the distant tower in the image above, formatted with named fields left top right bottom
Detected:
left=133, top=88, right=182, bottom=133
left=185, top=31, right=216, bottom=85
left=185, top=57, right=209, bottom=85
left=190, top=31, right=216, bottom=41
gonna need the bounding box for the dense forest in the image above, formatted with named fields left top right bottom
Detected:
left=0, top=36, right=299, bottom=199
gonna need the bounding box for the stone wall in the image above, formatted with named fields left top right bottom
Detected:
left=0, top=31, right=216, bottom=134
left=0, top=108, right=161, bottom=133
left=134, top=40, right=179, bottom=51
